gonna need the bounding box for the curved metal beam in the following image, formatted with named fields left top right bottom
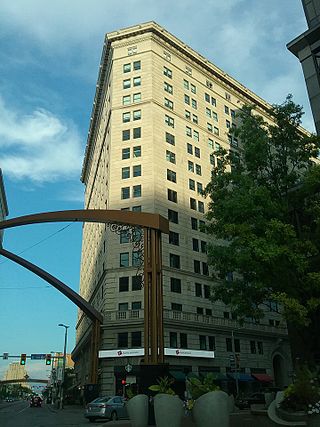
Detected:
left=0, top=210, right=169, bottom=234
left=0, top=248, right=103, bottom=323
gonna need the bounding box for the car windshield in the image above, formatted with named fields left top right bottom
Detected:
left=91, top=397, right=110, bottom=403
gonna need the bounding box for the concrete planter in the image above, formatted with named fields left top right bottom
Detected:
left=126, top=394, right=149, bottom=427
left=153, top=394, right=183, bottom=427
left=192, top=391, right=230, bottom=427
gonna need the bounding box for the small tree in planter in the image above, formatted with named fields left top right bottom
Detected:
left=187, top=374, right=229, bottom=427
left=149, top=376, right=183, bottom=427
left=126, top=386, right=149, bottom=427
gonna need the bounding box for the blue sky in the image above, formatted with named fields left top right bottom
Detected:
left=0, top=0, right=314, bottom=380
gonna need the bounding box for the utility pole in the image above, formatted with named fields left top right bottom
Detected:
left=58, top=324, right=69, bottom=409
left=231, top=330, right=239, bottom=396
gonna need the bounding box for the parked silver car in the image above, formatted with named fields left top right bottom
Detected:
left=84, top=396, right=128, bottom=422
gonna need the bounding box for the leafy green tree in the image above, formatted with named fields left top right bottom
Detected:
left=204, top=95, right=320, bottom=365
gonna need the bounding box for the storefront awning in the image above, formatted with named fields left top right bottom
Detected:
left=227, top=373, right=255, bottom=382
left=169, top=370, right=186, bottom=381
left=199, top=372, right=228, bottom=381
left=252, top=373, right=273, bottom=383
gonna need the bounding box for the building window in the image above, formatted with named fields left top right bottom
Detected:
left=133, top=110, right=141, bottom=120
left=128, top=46, right=137, bottom=55
left=200, top=335, right=207, bottom=350
left=208, top=336, right=215, bottom=351
left=131, top=146, right=140, bottom=159
left=169, top=231, right=179, bottom=246
left=131, top=331, right=141, bottom=347
left=119, top=302, right=129, bottom=311
left=193, top=114, right=198, bottom=124
left=132, top=205, right=141, bottom=212
left=190, top=198, right=197, bottom=210
left=133, top=93, right=141, bottom=103
left=231, top=109, right=236, bottom=119
left=200, top=240, right=207, bottom=253
left=206, top=308, right=212, bottom=316
left=188, top=161, right=194, bottom=172
left=122, top=167, right=130, bottom=179
left=192, top=238, right=199, bottom=251
left=170, top=277, right=181, bottom=293
left=119, top=277, right=129, bottom=292
left=164, top=82, right=173, bottom=94
left=133, top=60, right=141, bottom=70
left=226, top=338, right=232, bottom=352
left=193, top=130, right=199, bottom=142
left=185, top=110, right=191, bottom=120
left=184, top=94, right=190, bottom=105
left=211, top=97, right=216, bottom=106
left=167, top=169, right=177, bottom=183
left=168, top=209, right=178, bottom=224
left=123, top=95, right=131, bottom=105
left=133, top=76, right=141, bottom=86
left=168, top=189, right=177, bottom=203
left=172, top=303, right=182, bottom=311
left=234, top=339, right=241, bottom=353
left=205, top=93, right=210, bottom=102
left=133, top=165, right=141, bottom=177
left=132, top=251, right=141, bottom=267
left=207, top=123, right=213, bottom=133
left=195, top=283, right=202, bottom=297
left=164, top=98, right=174, bottom=110
left=133, top=185, right=141, bottom=198
left=197, top=307, right=204, bottom=315
left=224, top=311, right=230, bottom=319
left=199, top=220, right=205, bottom=231
left=122, top=148, right=130, bottom=160
left=118, top=332, right=128, bottom=348
left=226, top=119, right=231, bottom=128
left=123, top=112, right=130, bottom=122
left=122, top=129, right=130, bottom=141
left=191, top=83, right=196, bottom=94
left=132, top=301, right=141, bottom=311
left=195, top=164, right=202, bottom=176
left=197, top=182, right=203, bottom=194
left=121, top=187, right=130, bottom=199
left=120, top=229, right=130, bottom=243
left=257, top=341, right=264, bottom=355
left=132, top=275, right=142, bottom=291
left=180, top=333, right=188, bottom=348
left=123, top=63, right=131, bottom=73
left=225, top=105, right=230, bottom=114
left=250, top=341, right=256, bottom=354
left=189, top=179, right=195, bottom=191
left=170, top=332, right=177, bottom=347
left=191, top=217, right=198, bottom=230
left=194, top=260, right=201, bottom=274
left=166, top=132, right=175, bottom=145
left=202, top=262, right=209, bottom=276
left=198, top=201, right=204, bottom=213
left=187, top=143, right=193, bottom=154
left=185, top=66, right=192, bottom=75
left=214, top=126, right=219, bottom=136
left=133, top=127, right=141, bottom=139
left=191, top=99, right=197, bottom=109
left=186, top=126, right=192, bottom=137
left=165, top=115, right=174, bottom=128
left=164, top=66, right=172, bottom=78
left=183, top=79, right=189, bottom=90
left=204, top=285, right=210, bottom=298
left=194, top=147, right=200, bottom=158
left=166, top=150, right=176, bottom=164
left=123, top=79, right=131, bottom=89
left=170, top=253, right=180, bottom=269
left=120, top=252, right=129, bottom=267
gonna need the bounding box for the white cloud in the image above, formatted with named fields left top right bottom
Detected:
left=0, top=96, right=83, bottom=183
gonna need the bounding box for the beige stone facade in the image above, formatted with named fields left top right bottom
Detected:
left=73, top=22, right=292, bottom=395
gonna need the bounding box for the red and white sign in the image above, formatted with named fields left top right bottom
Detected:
left=99, top=348, right=214, bottom=359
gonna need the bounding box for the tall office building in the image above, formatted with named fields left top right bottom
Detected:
left=287, top=0, right=320, bottom=134
left=4, top=363, right=27, bottom=386
left=73, top=22, right=292, bottom=395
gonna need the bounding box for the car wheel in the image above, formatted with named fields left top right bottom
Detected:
left=88, top=418, right=96, bottom=423
left=111, top=411, right=118, bottom=421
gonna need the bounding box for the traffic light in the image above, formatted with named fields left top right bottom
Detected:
left=45, top=354, right=52, bottom=365
left=121, top=379, right=126, bottom=386
left=20, top=353, right=27, bottom=365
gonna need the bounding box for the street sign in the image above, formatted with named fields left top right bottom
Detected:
left=125, top=363, right=133, bottom=373
left=31, top=354, right=46, bottom=360
left=3, top=353, right=9, bottom=360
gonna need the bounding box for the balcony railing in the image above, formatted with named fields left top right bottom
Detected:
left=104, top=309, right=287, bottom=335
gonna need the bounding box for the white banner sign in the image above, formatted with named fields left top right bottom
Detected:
left=99, top=348, right=214, bottom=359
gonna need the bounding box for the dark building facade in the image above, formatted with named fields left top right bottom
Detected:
left=287, top=0, right=320, bottom=134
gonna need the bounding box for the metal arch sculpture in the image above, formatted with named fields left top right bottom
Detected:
left=0, top=209, right=170, bottom=382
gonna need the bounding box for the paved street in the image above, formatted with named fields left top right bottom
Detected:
left=0, top=400, right=277, bottom=426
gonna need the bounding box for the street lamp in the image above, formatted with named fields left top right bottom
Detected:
left=58, top=323, right=69, bottom=409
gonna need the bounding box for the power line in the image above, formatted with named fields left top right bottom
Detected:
left=0, top=223, right=73, bottom=266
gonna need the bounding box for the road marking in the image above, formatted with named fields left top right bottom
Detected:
left=16, top=405, right=29, bottom=414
